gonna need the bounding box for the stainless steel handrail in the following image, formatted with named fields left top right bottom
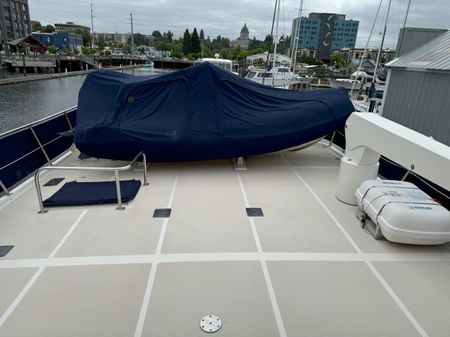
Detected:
left=34, top=151, right=149, bottom=213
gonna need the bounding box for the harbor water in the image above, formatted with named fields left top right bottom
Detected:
left=0, top=67, right=170, bottom=134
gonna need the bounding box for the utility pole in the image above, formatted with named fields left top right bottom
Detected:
left=130, top=13, right=135, bottom=55
left=90, top=3, right=95, bottom=49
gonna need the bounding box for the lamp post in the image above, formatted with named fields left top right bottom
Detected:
left=22, top=52, right=27, bottom=77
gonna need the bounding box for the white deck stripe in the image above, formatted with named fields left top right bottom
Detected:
left=236, top=171, right=288, bottom=337
left=133, top=175, right=178, bottom=337
left=280, top=153, right=430, bottom=337
left=0, top=208, right=88, bottom=328
left=1, top=252, right=449, bottom=269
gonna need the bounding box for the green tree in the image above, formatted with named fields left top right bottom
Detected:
left=74, top=29, right=91, bottom=47
left=166, top=30, right=173, bottom=43
left=128, top=33, right=150, bottom=46
left=97, top=36, right=106, bottom=50
left=122, top=44, right=132, bottom=54
left=44, top=25, right=55, bottom=33
left=232, top=45, right=241, bottom=60
left=182, top=29, right=191, bottom=55
left=104, top=50, right=112, bottom=56
left=31, top=22, right=42, bottom=32
left=191, top=28, right=200, bottom=53
left=331, top=51, right=347, bottom=68
left=73, top=48, right=80, bottom=55
left=48, top=45, right=57, bottom=54
left=220, top=48, right=231, bottom=59
left=199, top=29, right=205, bottom=40
left=152, top=30, right=162, bottom=38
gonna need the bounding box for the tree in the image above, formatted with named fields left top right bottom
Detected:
left=220, top=48, right=231, bottom=59
left=191, top=28, right=200, bottom=53
left=128, top=33, right=150, bottom=46
left=122, top=44, right=132, bottom=54
left=97, top=36, right=106, bottom=50
left=199, top=29, right=205, bottom=40
left=44, top=25, right=55, bottom=33
left=182, top=29, right=191, bottom=55
left=31, top=22, right=42, bottom=32
left=48, top=45, right=57, bottom=54
left=331, top=51, right=347, bottom=68
left=74, top=29, right=91, bottom=47
left=166, top=30, right=173, bottom=43
left=152, top=30, right=162, bottom=38
left=264, top=35, right=273, bottom=43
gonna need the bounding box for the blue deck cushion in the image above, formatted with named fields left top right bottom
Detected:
left=43, top=179, right=141, bottom=207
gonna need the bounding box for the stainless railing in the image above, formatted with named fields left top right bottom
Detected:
left=34, top=151, right=149, bottom=213
left=0, top=106, right=77, bottom=196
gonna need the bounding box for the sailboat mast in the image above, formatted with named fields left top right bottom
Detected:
left=373, top=0, right=392, bottom=83
left=265, top=0, right=279, bottom=69
left=350, top=0, right=383, bottom=94
left=291, top=0, right=304, bottom=74
left=272, top=0, right=281, bottom=68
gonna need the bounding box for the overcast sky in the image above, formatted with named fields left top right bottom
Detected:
left=29, top=0, right=449, bottom=49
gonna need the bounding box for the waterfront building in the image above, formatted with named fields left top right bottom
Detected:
left=337, top=47, right=396, bottom=65
left=230, top=23, right=250, bottom=50
left=54, top=21, right=90, bottom=33
left=291, top=12, right=358, bottom=60
left=32, top=32, right=83, bottom=53
left=0, top=0, right=31, bottom=51
left=382, top=27, right=450, bottom=147
left=246, top=51, right=291, bottom=67
left=93, top=32, right=135, bottom=45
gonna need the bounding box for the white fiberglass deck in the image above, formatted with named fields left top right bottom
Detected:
left=0, top=143, right=449, bottom=337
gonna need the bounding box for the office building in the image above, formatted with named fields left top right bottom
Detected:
left=291, top=12, right=358, bottom=60
left=0, top=0, right=31, bottom=51
left=54, top=21, right=90, bottom=33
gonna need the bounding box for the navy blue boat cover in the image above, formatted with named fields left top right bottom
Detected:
left=75, top=63, right=354, bottom=161
left=43, top=180, right=141, bottom=207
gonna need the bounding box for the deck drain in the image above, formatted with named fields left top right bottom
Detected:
left=200, top=314, right=222, bottom=333
left=44, top=178, right=65, bottom=186
left=0, top=245, right=14, bottom=257
left=246, top=207, right=264, bottom=217
left=153, top=208, right=172, bottom=218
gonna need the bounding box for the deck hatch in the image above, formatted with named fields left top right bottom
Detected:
left=200, top=314, right=222, bottom=333
left=153, top=208, right=172, bottom=218
left=246, top=207, right=264, bottom=217
left=0, top=245, right=14, bottom=257
left=44, top=178, right=65, bottom=186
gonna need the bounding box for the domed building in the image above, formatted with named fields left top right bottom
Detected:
left=231, top=23, right=250, bottom=49
left=239, top=24, right=249, bottom=48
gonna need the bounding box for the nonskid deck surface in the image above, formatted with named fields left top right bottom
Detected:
left=0, top=144, right=449, bottom=337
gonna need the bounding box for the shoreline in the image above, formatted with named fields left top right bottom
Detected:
left=0, top=65, right=140, bottom=86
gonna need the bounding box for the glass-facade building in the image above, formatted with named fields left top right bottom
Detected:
left=291, top=12, right=359, bottom=60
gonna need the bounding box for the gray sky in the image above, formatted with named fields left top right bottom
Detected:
left=29, top=0, right=449, bottom=49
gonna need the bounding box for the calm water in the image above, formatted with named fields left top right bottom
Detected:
left=0, top=68, right=170, bottom=134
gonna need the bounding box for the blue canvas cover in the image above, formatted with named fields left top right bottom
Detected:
left=75, top=63, right=354, bottom=161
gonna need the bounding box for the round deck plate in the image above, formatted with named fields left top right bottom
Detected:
left=200, top=314, right=222, bottom=333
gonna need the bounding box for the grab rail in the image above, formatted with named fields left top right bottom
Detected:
left=34, top=151, right=148, bottom=213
